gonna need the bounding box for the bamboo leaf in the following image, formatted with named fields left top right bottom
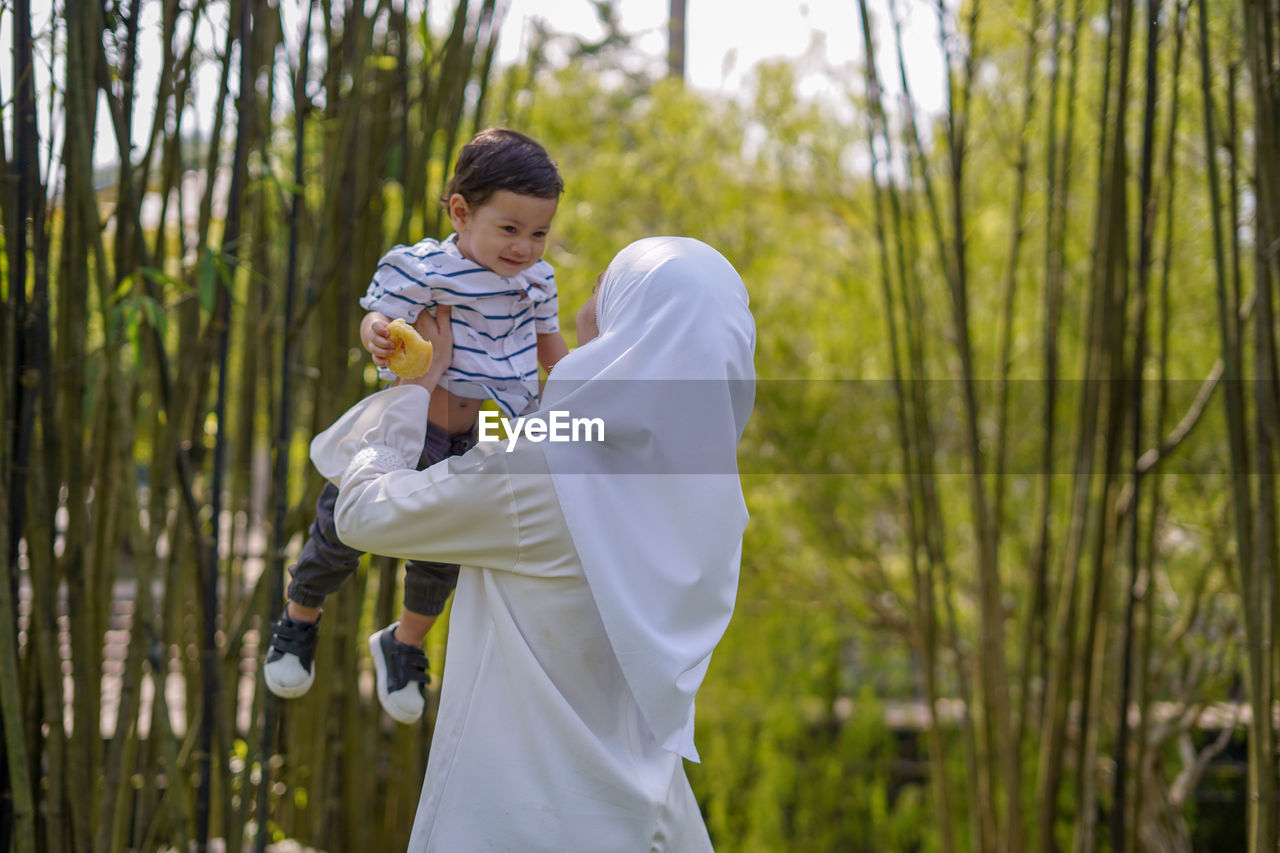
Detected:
left=139, top=265, right=188, bottom=292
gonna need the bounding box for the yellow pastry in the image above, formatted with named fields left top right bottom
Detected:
left=386, top=317, right=434, bottom=378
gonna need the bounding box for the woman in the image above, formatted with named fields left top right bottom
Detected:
left=310, top=236, right=756, bottom=851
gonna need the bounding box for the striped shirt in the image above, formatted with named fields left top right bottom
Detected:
left=360, top=234, right=559, bottom=417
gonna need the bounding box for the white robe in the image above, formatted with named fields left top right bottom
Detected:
left=311, top=384, right=715, bottom=852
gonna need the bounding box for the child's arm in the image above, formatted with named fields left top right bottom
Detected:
left=361, top=311, right=396, bottom=367
left=537, top=330, right=569, bottom=373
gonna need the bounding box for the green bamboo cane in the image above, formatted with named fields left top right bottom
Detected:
left=195, top=0, right=256, bottom=842
left=1033, top=0, right=1124, bottom=841
left=883, top=3, right=986, bottom=846
left=1017, top=0, right=1067, bottom=782
left=1112, top=0, right=1164, bottom=847
left=254, top=1, right=314, bottom=847
left=1195, top=4, right=1266, bottom=851
left=1240, top=2, right=1280, bottom=847
left=855, top=4, right=957, bottom=848
left=1129, top=5, right=1190, bottom=849
left=1071, top=2, right=1139, bottom=847
left=10, top=0, right=63, bottom=847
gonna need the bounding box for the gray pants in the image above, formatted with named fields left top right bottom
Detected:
left=287, top=421, right=477, bottom=616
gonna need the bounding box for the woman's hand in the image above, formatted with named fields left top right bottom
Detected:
left=402, top=305, right=453, bottom=392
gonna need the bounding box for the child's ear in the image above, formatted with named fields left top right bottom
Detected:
left=448, top=193, right=471, bottom=231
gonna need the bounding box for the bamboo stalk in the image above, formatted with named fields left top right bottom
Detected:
left=1111, top=0, right=1163, bottom=847
left=1071, top=4, right=1139, bottom=850
left=855, top=4, right=957, bottom=848
left=1240, top=0, right=1280, bottom=847
left=196, top=0, right=256, bottom=843
left=11, top=1, right=67, bottom=848
left=1033, top=0, right=1128, bottom=845
left=1195, top=4, right=1267, bottom=849
left=928, top=0, right=1025, bottom=845
left=0, top=49, right=12, bottom=853
left=253, top=2, right=316, bottom=846
left=1130, top=9, right=1188, bottom=848
left=0, top=480, right=34, bottom=845
left=1017, top=0, right=1076, bottom=792
left=992, top=0, right=1045, bottom=540
left=882, top=5, right=987, bottom=848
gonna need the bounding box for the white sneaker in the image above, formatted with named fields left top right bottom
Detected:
left=368, top=623, right=429, bottom=724
left=263, top=614, right=320, bottom=699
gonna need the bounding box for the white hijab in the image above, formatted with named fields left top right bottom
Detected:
left=538, top=237, right=756, bottom=761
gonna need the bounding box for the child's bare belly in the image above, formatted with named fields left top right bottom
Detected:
left=427, top=386, right=483, bottom=435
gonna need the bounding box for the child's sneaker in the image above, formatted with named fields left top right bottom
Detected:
left=368, top=623, right=430, bottom=724
left=263, top=613, right=320, bottom=698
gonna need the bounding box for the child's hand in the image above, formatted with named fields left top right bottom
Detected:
left=361, top=311, right=395, bottom=367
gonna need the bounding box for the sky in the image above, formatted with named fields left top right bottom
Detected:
left=491, top=0, right=944, bottom=104
left=3, top=0, right=946, bottom=169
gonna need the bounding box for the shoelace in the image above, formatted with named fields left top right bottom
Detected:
left=391, top=644, right=430, bottom=686
left=269, top=620, right=316, bottom=662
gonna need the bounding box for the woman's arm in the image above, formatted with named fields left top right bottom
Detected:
left=402, top=305, right=452, bottom=393
left=312, top=305, right=526, bottom=569
left=333, top=431, right=523, bottom=570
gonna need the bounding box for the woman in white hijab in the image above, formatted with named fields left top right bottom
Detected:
left=309, top=236, right=755, bottom=851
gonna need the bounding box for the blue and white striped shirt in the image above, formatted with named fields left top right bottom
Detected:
left=360, top=234, right=559, bottom=417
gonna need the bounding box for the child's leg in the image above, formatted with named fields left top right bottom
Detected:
left=369, top=423, right=475, bottom=722
left=393, top=610, right=438, bottom=647
left=394, top=562, right=458, bottom=645
left=397, top=424, right=477, bottom=643
left=286, top=481, right=365, bottom=617
left=264, top=482, right=366, bottom=698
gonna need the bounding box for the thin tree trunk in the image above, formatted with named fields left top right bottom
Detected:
left=668, top=0, right=687, bottom=80
left=856, top=4, right=956, bottom=847
left=11, top=0, right=63, bottom=847
left=1240, top=0, right=1280, bottom=848
left=1129, top=5, right=1189, bottom=850
left=1195, top=5, right=1265, bottom=851
left=1112, top=0, right=1162, bottom=847
left=882, top=3, right=988, bottom=848
left=1072, top=4, right=1137, bottom=850
left=254, top=3, right=316, bottom=847
left=1, top=2, right=43, bottom=850
left=1017, top=0, right=1072, bottom=772
left=931, top=0, right=1024, bottom=845
left=196, top=0, right=256, bottom=845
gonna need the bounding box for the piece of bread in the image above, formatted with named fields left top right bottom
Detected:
left=386, top=317, right=434, bottom=378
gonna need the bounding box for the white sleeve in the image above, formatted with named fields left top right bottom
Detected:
left=308, top=385, right=429, bottom=484
left=309, top=384, right=522, bottom=570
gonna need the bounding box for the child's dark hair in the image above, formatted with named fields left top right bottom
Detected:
left=443, top=128, right=564, bottom=209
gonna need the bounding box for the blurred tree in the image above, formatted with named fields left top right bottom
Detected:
left=669, top=0, right=687, bottom=80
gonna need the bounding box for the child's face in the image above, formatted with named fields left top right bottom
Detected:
left=449, top=190, right=557, bottom=278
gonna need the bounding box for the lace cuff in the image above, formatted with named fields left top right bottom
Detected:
left=310, top=384, right=431, bottom=484
left=343, top=445, right=411, bottom=485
